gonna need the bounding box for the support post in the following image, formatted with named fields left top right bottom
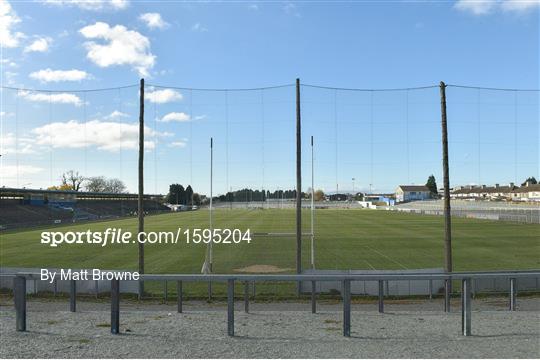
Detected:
left=70, top=280, right=76, bottom=312
left=95, top=280, right=99, bottom=299
left=244, top=281, right=249, bottom=313
left=461, top=278, right=472, bottom=336
left=509, top=278, right=517, bottom=311
left=311, top=280, right=316, bottom=314
left=296, top=78, right=302, bottom=295
left=378, top=280, right=384, bottom=313
left=163, top=281, right=168, bottom=304
left=177, top=281, right=183, bottom=313
left=14, top=276, right=26, bottom=332
left=138, top=78, right=145, bottom=300
left=227, top=279, right=235, bottom=336
left=207, top=137, right=213, bottom=302
left=53, top=279, right=57, bottom=297
left=444, top=278, right=451, bottom=313
left=343, top=279, right=351, bottom=337
left=111, top=279, right=120, bottom=334
left=440, top=81, right=453, bottom=279
left=429, top=279, right=433, bottom=300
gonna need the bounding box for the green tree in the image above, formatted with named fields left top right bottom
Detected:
left=521, top=177, right=537, bottom=186
left=314, top=189, right=325, bottom=201
left=426, top=175, right=438, bottom=196
left=185, top=185, right=194, bottom=206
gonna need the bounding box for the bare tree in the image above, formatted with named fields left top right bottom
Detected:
left=85, top=176, right=126, bottom=193
left=85, top=176, right=107, bottom=192
left=105, top=178, right=127, bottom=193
left=62, top=170, right=85, bottom=191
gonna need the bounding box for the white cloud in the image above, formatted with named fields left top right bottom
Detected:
left=105, top=110, right=128, bottom=119
left=32, top=119, right=167, bottom=152
left=454, top=0, right=496, bottom=14
left=191, top=23, right=208, bottom=32
left=79, top=22, right=155, bottom=77
left=42, top=0, right=128, bottom=11
left=139, top=12, right=169, bottom=30
left=4, top=71, right=18, bottom=85
left=500, top=0, right=540, bottom=12
left=283, top=2, right=301, bottom=17
left=0, top=58, right=17, bottom=67
left=24, top=37, right=51, bottom=53
left=29, top=68, right=90, bottom=82
left=1, top=132, right=36, bottom=155
left=19, top=90, right=83, bottom=106
left=1, top=165, right=44, bottom=179
left=145, top=88, right=183, bottom=103
left=248, top=4, right=259, bottom=10
left=454, top=0, right=540, bottom=15
left=0, top=0, right=25, bottom=48
left=159, top=112, right=190, bottom=122
left=169, top=141, right=187, bottom=148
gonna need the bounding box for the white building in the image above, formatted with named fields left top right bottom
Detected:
left=511, top=183, right=540, bottom=202
left=395, top=185, right=431, bottom=203
left=451, top=183, right=517, bottom=200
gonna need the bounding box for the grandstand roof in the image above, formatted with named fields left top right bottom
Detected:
left=0, top=187, right=163, bottom=199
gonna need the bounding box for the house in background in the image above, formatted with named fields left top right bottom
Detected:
left=451, top=183, right=518, bottom=200
left=395, top=185, right=431, bottom=203
left=511, top=183, right=540, bottom=202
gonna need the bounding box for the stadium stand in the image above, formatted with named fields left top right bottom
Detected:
left=0, top=188, right=168, bottom=230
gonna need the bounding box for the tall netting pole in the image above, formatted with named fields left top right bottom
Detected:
left=311, top=135, right=315, bottom=269
left=138, top=78, right=145, bottom=299
left=440, top=81, right=452, bottom=311
left=296, top=78, right=302, bottom=293
left=208, top=136, right=213, bottom=300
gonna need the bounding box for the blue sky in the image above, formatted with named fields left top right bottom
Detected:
left=1, top=0, right=539, bottom=195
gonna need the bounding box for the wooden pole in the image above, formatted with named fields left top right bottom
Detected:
left=440, top=81, right=453, bottom=274
left=138, top=78, right=145, bottom=299
left=296, top=78, right=302, bottom=293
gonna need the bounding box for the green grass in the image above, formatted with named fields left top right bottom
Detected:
left=1, top=209, right=538, bottom=296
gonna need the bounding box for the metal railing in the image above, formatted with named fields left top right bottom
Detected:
left=7, top=270, right=540, bottom=338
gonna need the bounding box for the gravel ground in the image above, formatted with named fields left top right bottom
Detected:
left=1, top=297, right=539, bottom=358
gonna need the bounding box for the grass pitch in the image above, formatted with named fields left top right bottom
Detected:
left=1, top=209, right=538, bottom=297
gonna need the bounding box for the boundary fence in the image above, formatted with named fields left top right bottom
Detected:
left=5, top=270, right=540, bottom=338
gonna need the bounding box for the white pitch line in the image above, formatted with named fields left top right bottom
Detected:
left=364, top=259, right=376, bottom=270
left=364, top=245, right=409, bottom=270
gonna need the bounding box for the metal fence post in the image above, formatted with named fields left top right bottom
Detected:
left=163, top=281, right=168, bottom=304
left=509, top=278, right=516, bottom=311
left=429, top=279, right=433, bottom=300
left=343, top=279, right=351, bottom=337
left=311, top=280, right=316, bottom=314
left=444, top=278, right=451, bottom=313
left=111, top=279, right=120, bottom=334
left=14, top=276, right=26, bottom=332
left=53, top=278, right=57, bottom=297
left=227, top=279, right=235, bottom=336
left=378, top=280, right=384, bottom=313
left=461, top=278, right=472, bottom=336
left=177, top=281, right=183, bottom=313
left=70, top=280, right=76, bottom=312
left=95, top=280, right=99, bottom=299
left=244, top=281, right=249, bottom=313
